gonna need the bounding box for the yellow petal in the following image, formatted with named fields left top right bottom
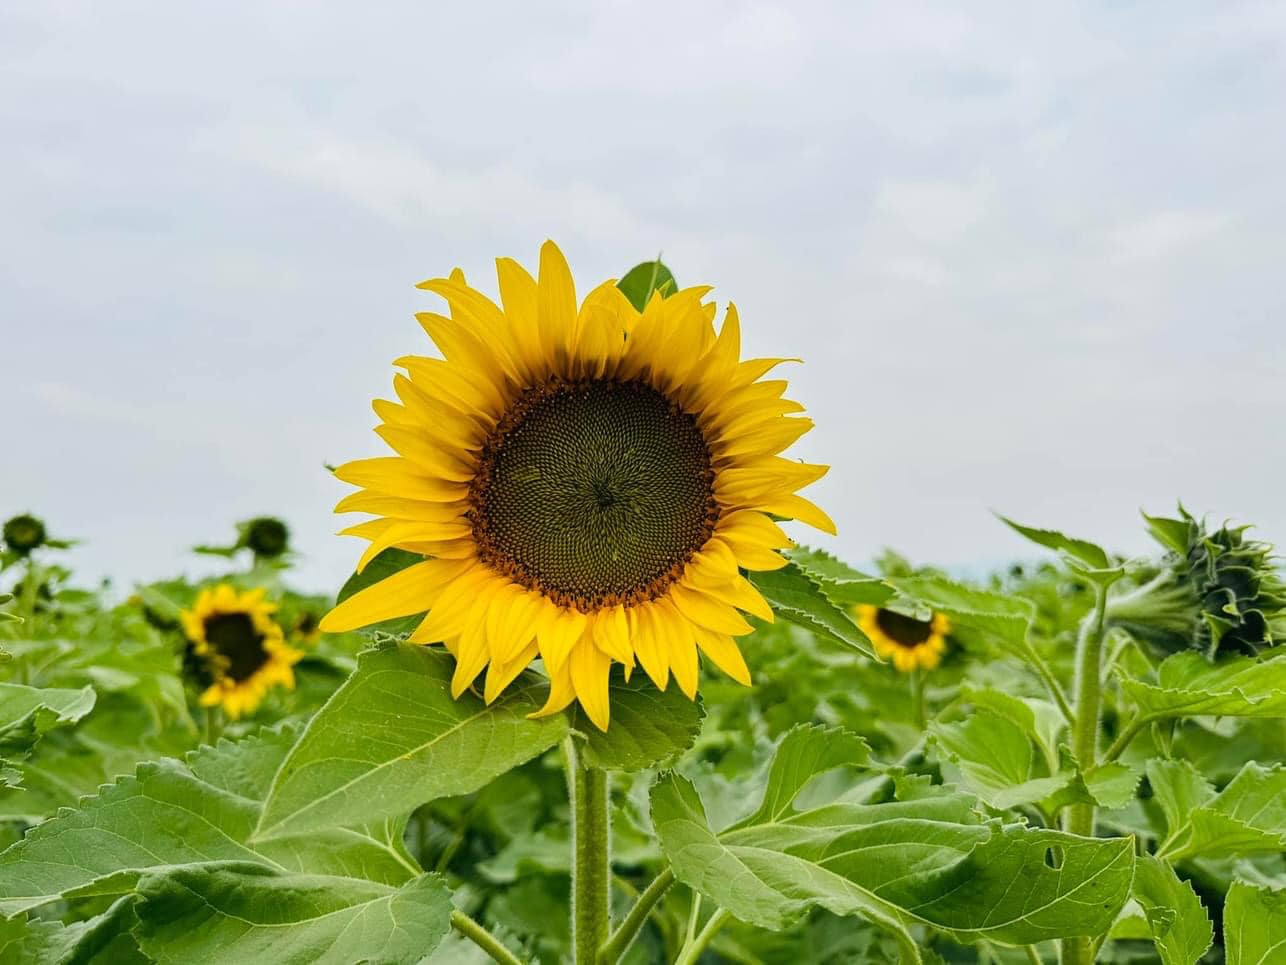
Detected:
left=667, top=583, right=753, bottom=636
left=691, top=625, right=752, bottom=686
left=569, top=639, right=612, bottom=731
left=319, top=559, right=463, bottom=633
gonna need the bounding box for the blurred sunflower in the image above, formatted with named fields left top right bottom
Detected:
left=856, top=605, right=950, bottom=672
left=322, top=241, right=833, bottom=729
left=181, top=585, right=303, bottom=719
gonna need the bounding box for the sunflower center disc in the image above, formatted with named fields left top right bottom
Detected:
left=470, top=379, right=718, bottom=610
left=203, top=612, right=270, bottom=681
left=874, top=608, right=935, bottom=648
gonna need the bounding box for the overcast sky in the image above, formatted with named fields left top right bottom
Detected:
left=4, top=2, right=1284, bottom=594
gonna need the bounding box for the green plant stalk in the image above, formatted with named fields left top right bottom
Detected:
left=909, top=667, right=926, bottom=728
left=599, top=868, right=675, bottom=963
left=450, top=909, right=525, bottom=965
left=1023, top=642, right=1075, bottom=724
left=674, top=908, right=730, bottom=965
left=566, top=738, right=611, bottom=965
left=1061, top=584, right=1108, bottom=965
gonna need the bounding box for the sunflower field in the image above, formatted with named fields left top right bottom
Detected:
left=2, top=246, right=1285, bottom=965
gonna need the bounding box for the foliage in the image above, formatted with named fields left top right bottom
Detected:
left=2, top=506, right=1283, bottom=961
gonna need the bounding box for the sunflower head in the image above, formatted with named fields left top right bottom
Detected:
left=180, top=584, right=304, bottom=719
left=241, top=517, right=290, bottom=560
left=1110, top=507, right=1286, bottom=658
left=321, top=242, right=834, bottom=729
left=3, top=514, right=47, bottom=557
left=856, top=605, right=951, bottom=673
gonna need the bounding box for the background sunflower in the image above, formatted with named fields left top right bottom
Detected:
left=180, top=584, right=303, bottom=719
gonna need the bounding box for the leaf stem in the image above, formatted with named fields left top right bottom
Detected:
left=1061, top=583, right=1109, bottom=965
left=566, top=738, right=611, bottom=965
left=450, top=909, right=525, bottom=965
left=673, top=908, right=729, bottom=965
left=1101, top=715, right=1146, bottom=764
left=1024, top=642, right=1075, bottom=725
left=599, top=868, right=675, bottom=963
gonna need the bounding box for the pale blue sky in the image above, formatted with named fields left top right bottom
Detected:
left=4, top=2, right=1285, bottom=592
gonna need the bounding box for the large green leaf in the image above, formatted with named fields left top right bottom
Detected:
left=1224, top=880, right=1286, bottom=965
left=996, top=516, right=1123, bottom=584
left=1121, top=650, right=1286, bottom=722
left=572, top=671, right=703, bottom=772
left=930, top=710, right=1071, bottom=810
left=652, top=725, right=1134, bottom=951
left=255, top=644, right=568, bottom=839
left=0, top=725, right=418, bottom=915
left=1163, top=762, right=1286, bottom=861
left=0, top=682, right=95, bottom=760
left=787, top=547, right=895, bottom=608
left=1145, top=759, right=1215, bottom=841
left=749, top=564, right=875, bottom=659
left=1131, top=855, right=1213, bottom=965
left=888, top=575, right=1033, bottom=649
left=132, top=862, right=452, bottom=965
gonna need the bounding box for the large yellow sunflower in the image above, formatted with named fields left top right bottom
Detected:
left=180, top=585, right=304, bottom=719
left=321, top=242, right=833, bottom=729
left=855, top=604, right=950, bottom=672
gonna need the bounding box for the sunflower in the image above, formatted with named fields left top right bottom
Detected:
left=180, top=585, right=304, bottom=719
left=856, top=605, right=950, bottom=672
left=321, top=241, right=833, bottom=730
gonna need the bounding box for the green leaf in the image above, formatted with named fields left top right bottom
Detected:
left=335, top=548, right=426, bottom=635
left=0, top=725, right=419, bottom=915
left=1145, top=759, right=1215, bottom=841
left=749, top=563, right=875, bottom=658
left=997, top=515, right=1116, bottom=575
left=787, top=547, right=895, bottom=608
left=930, top=711, right=1072, bottom=810
left=572, top=670, right=704, bottom=772
left=256, top=644, right=568, bottom=839
left=1121, top=650, right=1286, bottom=722
left=1132, top=855, right=1213, bottom=965
left=888, top=574, right=1033, bottom=648
left=1143, top=511, right=1193, bottom=556
left=0, top=896, right=143, bottom=964
left=1166, top=762, right=1286, bottom=861
left=132, top=862, right=452, bottom=965
left=732, top=724, right=870, bottom=829
left=0, top=683, right=95, bottom=758
left=617, top=260, right=677, bottom=312
left=1225, top=880, right=1286, bottom=965
left=652, top=725, right=1134, bottom=950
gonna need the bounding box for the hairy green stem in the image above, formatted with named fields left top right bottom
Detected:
left=909, top=667, right=926, bottom=728
left=1061, top=585, right=1109, bottom=965
left=673, top=908, right=730, bottom=965
left=1023, top=642, right=1075, bottom=725
left=599, top=868, right=675, bottom=963
left=450, top=910, right=525, bottom=965
left=567, top=739, right=611, bottom=965
left=1101, top=715, right=1146, bottom=764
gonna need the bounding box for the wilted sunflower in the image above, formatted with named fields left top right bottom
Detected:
left=180, top=585, right=303, bottom=719
left=321, top=241, right=833, bottom=729
left=856, top=605, right=950, bottom=672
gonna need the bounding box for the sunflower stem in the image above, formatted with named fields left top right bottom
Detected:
left=599, top=868, right=674, bottom=963
left=566, top=738, right=611, bottom=965
left=1061, top=582, right=1108, bottom=965
left=203, top=706, right=223, bottom=746
left=450, top=910, right=525, bottom=965
left=673, top=908, right=729, bottom=965
left=909, top=667, right=927, bottom=728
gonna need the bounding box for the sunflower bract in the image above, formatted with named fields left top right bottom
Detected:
left=321, top=241, right=834, bottom=729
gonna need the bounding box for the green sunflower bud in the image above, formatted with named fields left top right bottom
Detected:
left=1108, top=506, right=1286, bottom=658
left=2, top=514, right=47, bottom=556
left=240, top=517, right=290, bottom=559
